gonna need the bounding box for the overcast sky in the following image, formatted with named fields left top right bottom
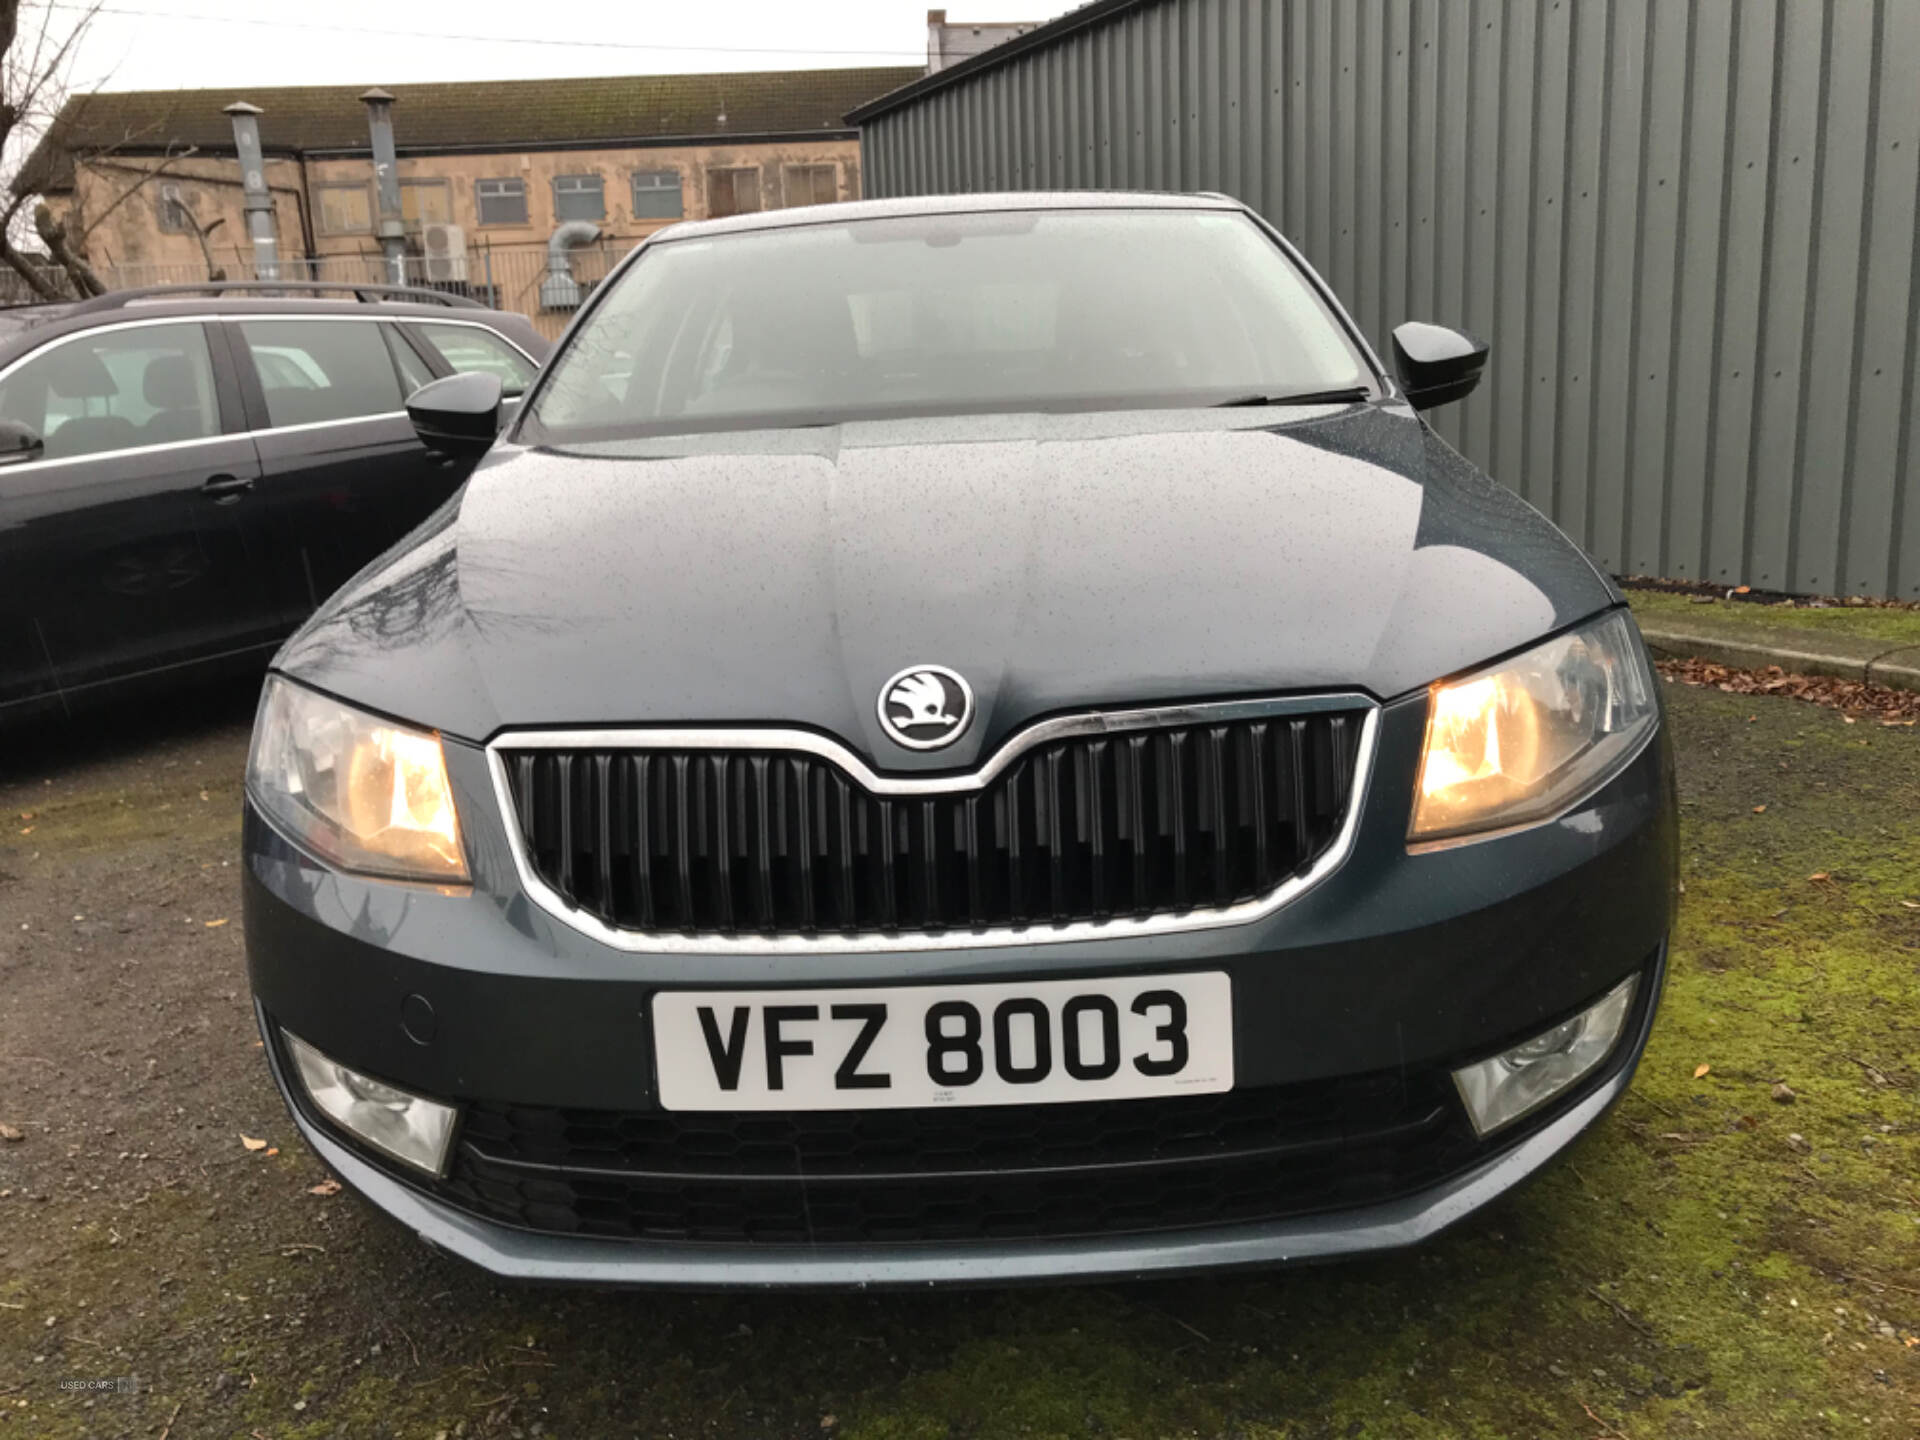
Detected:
left=43, top=0, right=1067, bottom=94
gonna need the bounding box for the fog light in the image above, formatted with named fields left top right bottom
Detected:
left=1452, top=976, right=1639, bottom=1137
left=282, top=1030, right=458, bottom=1177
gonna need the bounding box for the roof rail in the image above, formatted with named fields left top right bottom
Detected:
left=68, top=280, right=488, bottom=314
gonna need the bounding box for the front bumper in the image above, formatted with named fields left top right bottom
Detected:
left=259, top=958, right=1661, bottom=1287
left=244, top=686, right=1678, bottom=1287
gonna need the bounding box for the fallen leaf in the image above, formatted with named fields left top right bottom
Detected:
left=17, top=827, right=30, bottom=835
left=1694, top=1063, right=1711, bottom=1079
left=1808, top=872, right=1831, bottom=882
left=204, top=918, right=229, bottom=928
left=1771, top=1082, right=1797, bottom=1104
left=308, top=1179, right=342, bottom=1197
left=1752, top=804, right=1767, bottom=814
left=265, top=1147, right=279, bottom=1157
left=0, top=1123, right=23, bottom=1143
left=1661, top=658, right=1920, bottom=722
left=241, top=1135, right=267, bottom=1152
left=1732, top=585, right=1751, bottom=594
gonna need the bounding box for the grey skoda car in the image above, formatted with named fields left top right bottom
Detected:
left=243, top=192, right=1676, bottom=1287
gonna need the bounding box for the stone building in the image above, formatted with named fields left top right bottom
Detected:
left=20, top=66, right=921, bottom=333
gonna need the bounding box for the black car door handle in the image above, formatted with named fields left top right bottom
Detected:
left=201, top=473, right=254, bottom=504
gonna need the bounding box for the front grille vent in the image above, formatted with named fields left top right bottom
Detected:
left=498, top=708, right=1364, bottom=940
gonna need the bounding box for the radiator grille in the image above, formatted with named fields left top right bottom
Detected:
left=497, top=707, right=1365, bottom=939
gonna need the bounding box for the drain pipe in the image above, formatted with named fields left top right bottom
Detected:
left=539, top=220, right=600, bottom=310
left=223, top=101, right=277, bottom=280
left=360, top=88, right=406, bottom=286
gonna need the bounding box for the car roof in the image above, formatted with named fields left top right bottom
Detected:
left=646, top=189, right=1246, bottom=244
left=0, top=289, right=542, bottom=358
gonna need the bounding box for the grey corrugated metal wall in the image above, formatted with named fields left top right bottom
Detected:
left=860, top=0, right=1920, bottom=599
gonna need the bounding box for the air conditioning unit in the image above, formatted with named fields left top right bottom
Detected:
left=421, top=222, right=468, bottom=282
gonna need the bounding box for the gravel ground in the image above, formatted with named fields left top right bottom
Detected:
left=1, top=676, right=1916, bottom=1439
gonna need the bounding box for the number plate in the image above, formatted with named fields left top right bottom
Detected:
left=652, top=973, right=1231, bottom=1112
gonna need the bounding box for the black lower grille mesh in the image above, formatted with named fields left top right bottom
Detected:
left=436, top=1072, right=1475, bottom=1245
left=498, top=707, right=1365, bottom=939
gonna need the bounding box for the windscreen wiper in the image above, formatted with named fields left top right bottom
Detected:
left=1210, top=386, right=1372, bottom=408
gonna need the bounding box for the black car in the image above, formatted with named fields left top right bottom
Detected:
left=0, top=282, right=546, bottom=723
left=243, top=194, right=1676, bottom=1287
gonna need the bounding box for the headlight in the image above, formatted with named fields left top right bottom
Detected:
left=247, top=676, right=469, bottom=883
left=1411, top=611, right=1656, bottom=843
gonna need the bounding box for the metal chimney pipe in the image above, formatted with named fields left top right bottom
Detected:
left=222, top=101, right=278, bottom=280
left=360, top=88, right=406, bottom=285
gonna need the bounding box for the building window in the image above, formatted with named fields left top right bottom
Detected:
left=155, top=182, right=192, bottom=233
left=553, top=174, right=605, bottom=223
left=706, top=167, right=761, bottom=219
left=630, top=170, right=683, bottom=221
left=400, top=178, right=452, bottom=231
left=783, top=164, right=839, bottom=208
left=314, top=182, right=373, bottom=235
left=476, top=177, right=528, bottom=226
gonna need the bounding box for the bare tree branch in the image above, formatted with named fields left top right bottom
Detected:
left=0, top=1, right=191, bottom=296
left=0, top=237, right=60, bottom=299
left=34, top=201, right=101, bottom=294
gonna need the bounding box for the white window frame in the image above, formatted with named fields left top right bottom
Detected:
left=475, top=177, right=528, bottom=227
left=552, top=174, right=605, bottom=223
left=630, top=169, right=684, bottom=221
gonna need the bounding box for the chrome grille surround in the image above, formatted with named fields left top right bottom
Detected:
left=485, top=694, right=1379, bottom=954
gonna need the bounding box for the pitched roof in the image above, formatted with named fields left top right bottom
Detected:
left=21, top=66, right=922, bottom=193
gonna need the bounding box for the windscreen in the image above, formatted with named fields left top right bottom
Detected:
left=522, top=209, right=1370, bottom=440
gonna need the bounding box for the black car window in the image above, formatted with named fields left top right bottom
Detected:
left=236, top=320, right=404, bottom=428
left=414, top=322, right=536, bottom=396
left=526, top=209, right=1371, bottom=440
left=0, top=321, right=218, bottom=460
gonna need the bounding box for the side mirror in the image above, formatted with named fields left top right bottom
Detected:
left=406, top=372, right=503, bottom=456
left=1391, top=322, right=1488, bottom=411
left=0, top=419, right=44, bottom=467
